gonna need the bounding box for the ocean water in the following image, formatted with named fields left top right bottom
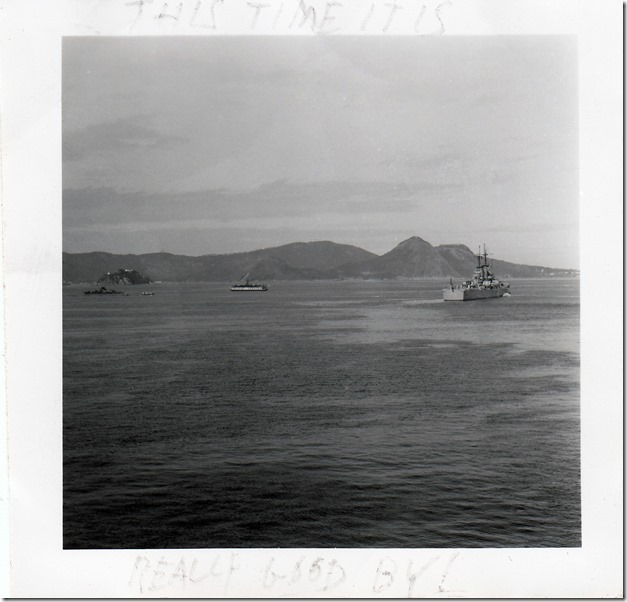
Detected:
left=63, top=279, right=580, bottom=549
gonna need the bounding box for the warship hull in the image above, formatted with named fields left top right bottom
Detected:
left=443, top=287, right=506, bottom=301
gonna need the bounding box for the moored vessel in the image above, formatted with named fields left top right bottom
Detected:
left=230, top=274, right=268, bottom=291
left=443, top=246, right=510, bottom=301
left=84, top=286, right=125, bottom=295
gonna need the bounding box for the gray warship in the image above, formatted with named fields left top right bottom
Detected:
left=230, top=274, right=268, bottom=291
left=443, top=246, right=511, bottom=301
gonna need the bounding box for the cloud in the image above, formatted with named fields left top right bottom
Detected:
left=63, top=117, right=185, bottom=162
left=63, top=180, right=453, bottom=230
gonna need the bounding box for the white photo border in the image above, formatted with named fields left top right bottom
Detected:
left=1, top=0, right=622, bottom=597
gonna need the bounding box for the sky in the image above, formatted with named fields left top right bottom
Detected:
left=63, top=36, right=578, bottom=268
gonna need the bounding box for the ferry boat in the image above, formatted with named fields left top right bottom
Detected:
left=230, top=275, right=268, bottom=292
left=443, top=246, right=510, bottom=301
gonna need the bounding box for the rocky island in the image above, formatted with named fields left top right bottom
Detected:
left=97, top=268, right=151, bottom=285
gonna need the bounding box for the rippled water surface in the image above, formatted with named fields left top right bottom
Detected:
left=63, top=279, right=580, bottom=548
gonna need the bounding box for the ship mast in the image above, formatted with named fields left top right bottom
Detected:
left=474, top=245, right=494, bottom=282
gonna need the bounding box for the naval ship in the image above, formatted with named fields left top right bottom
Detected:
left=443, top=246, right=510, bottom=301
left=230, top=274, right=268, bottom=291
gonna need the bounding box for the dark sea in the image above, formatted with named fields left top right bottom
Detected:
left=63, top=279, right=580, bottom=549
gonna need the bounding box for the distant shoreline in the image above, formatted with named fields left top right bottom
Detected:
left=64, top=275, right=581, bottom=286
left=62, top=238, right=580, bottom=284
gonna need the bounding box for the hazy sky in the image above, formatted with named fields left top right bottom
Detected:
left=63, top=36, right=578, bottom=267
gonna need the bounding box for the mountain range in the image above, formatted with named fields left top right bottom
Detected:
left=62, top=237, right=579, bottom=283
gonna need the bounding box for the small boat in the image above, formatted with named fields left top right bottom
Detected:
left=230, top=274, right=268, bottom=291
left=141, top=291, right=155, bottom=296
left=230, top=281, right=268, bottom=292
left=443, top=246, right=511, bottom=301
left=84, top=286, right=125, bottom=295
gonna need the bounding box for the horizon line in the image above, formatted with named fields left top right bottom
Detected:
left=62, top=237, right=580, bottom=271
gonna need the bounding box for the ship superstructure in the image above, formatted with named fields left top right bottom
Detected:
left=443, top=246, right=510, bottom=301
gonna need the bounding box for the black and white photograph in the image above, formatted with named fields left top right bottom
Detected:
left=62, top=34, right=582, bottom=550
left=2, top=0, right=622, bottom=597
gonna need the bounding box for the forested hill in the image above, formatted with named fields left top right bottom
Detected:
left=63, top=237, right=579, bottom=283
